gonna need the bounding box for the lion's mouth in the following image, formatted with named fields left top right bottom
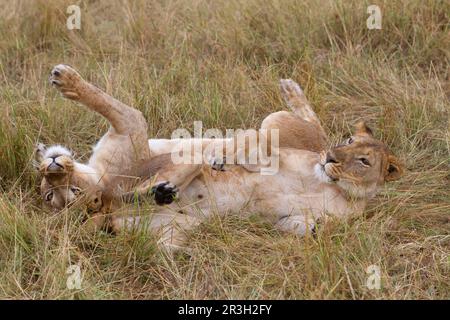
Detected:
left=322, top=164, right=339, bottom=182
left=318, top=152, right=340, bottom=182
left=47, top=161, right=65, bottom=172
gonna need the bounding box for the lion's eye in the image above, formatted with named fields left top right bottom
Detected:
left=45, top=191, right=53, bottom=202
left=347, top=137, right=354, bottom=144
left=358, top=157, right=371, bottom=166
left=70, top=186, right=81, bottom=194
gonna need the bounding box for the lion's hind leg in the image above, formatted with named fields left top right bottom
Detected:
left=275, top=215, right=316, bottom=236
left=49, top=64, right=149, bottom=157
left=259, top=79, right=328, bottom=152
left=279, top=79, right=321, bottom=126
left=111, top=210, right=203, bottom=251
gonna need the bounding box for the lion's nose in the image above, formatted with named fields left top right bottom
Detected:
left=47, top=162, right=61, bottom=171
left=325, top=152, right=338, bottom=164
left=47, top=159, right=64, bottom=171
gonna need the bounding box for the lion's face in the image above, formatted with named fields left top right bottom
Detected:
left=36, top=144, right=93, bottom=210
left=317, top=121, right=403, bottom=198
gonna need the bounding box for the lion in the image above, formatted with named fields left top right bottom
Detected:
left=109, top=80, right=404, bottom=248
left=35, top=65, right=224, bottom=210
left=35, top=64, right=151, bottom=210
left=35, top=66, right=323, bottom=238
left=36, top=65, right=403, bottom=249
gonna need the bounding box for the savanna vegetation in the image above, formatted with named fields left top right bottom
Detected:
left=0, top=0, right=448, bottom=299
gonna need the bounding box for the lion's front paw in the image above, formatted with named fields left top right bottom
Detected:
left=151, top=181, right=179, bottom=205
left=49, top=64, right=84, bottom=100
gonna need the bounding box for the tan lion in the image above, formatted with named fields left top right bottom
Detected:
left=106, top=81, right=404, bottom=249
left=35, top=66, right=323, bottom=236
left=35, top=65, right=229, bottom=210
left=35, top=65, right=403, bottom=249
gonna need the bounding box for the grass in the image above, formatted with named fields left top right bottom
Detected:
left=0, top=0, right=448, bottom=299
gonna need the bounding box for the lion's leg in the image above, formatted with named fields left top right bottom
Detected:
left=278, top=79, right=323, bottom=128
left=49, top=64, right=150, bottom=179
left=121, top=163, right=203, bottom=205
left=49, top=64, right=149, bottom=149
left=154, top=163, right=203, bottom=191
left=111, top=210, right=203, bottom=250
left=254, top=193, right=317, bottom=236
left=275, top=215, right=316, bottom=236
left=82, top=212, right=108, bottom=233
left=259, top=79, right=328, bottom=152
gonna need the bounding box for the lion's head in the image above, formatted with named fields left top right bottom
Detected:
left=316, top=121, right=404, bottom=198
left=35, top=143, right=99, bottom=210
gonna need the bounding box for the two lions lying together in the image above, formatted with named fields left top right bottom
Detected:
left=36, top=64, right=403, bottom=249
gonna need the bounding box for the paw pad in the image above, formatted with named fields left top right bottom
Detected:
left=48, top=64, right=82, bottom=100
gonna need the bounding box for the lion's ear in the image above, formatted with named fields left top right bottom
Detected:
left=385, top=154, right=404, bottom=182
left=354, top=120, right=373, bottom=137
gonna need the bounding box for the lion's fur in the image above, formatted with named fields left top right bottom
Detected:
left=36, top=67, right=403, bottom=249
left=149, top=127, right=403, bottom=243
left=110, top=79, right=404, bottom=247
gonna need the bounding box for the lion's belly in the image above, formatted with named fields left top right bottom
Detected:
left=180, top=167, right=256, bottom=216
left=179, top=168, right=356, bottom=221
left=178, top=169, right=309, bottom=217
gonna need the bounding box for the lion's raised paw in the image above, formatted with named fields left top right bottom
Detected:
left=49, top=64, right=84, bottom=100
left=279, top=79, right=304, bottom=100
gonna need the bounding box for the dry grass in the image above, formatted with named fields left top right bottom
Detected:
left=0, top=0, right=449, bottom=299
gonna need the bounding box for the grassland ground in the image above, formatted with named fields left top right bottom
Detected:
left=0, top=0, right=448, bottom=299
